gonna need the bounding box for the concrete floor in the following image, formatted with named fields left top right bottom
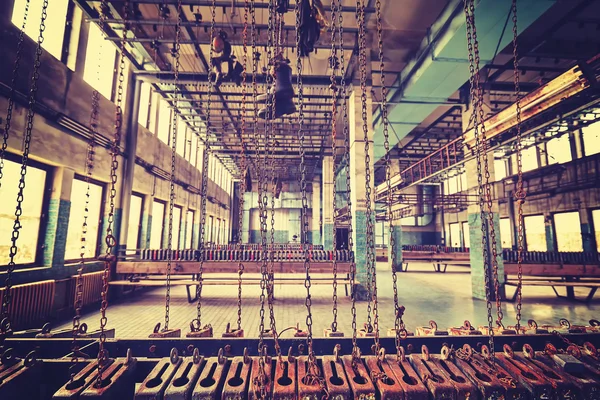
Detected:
left=58, top=262, right=600, bottom=338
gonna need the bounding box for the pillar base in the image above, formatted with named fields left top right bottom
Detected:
left=353, top=284, right=370, bottom=301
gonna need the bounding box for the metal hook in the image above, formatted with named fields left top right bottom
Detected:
left=421, top=345, right=430, bottom=361
left=193, top=348, right=201, bottom=365
left=334, top=344, right=341, bottom=363
left=170, top=348, right=180, bottom=364
left=523, top=344, right=534, bottom=359
left=218, top=348, right=226, bottom=365
left=503, top=344, right=514, bottom=358
left=243, top=347, right=251, bottom=364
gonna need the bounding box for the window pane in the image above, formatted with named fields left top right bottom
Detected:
left=150, top=201, right=165, bottom=248
left=138, top=82, right=151, bottom=128
left=126, top=195, right=143, bottom=253
left=500, top=218, right=513, bottom=249
left=208, top=216, right=214, bottom=243
left=148, top=91, right=159, bottom=134
left=65, top=179, right=103, bottom=260
left=524, top=215, right=546, bottom=251
left=157, top=99, right=171, bottom=144
left=522, top=146, right=539, bottom=172
left=554, top=212, right=582, bottom=252
left=462, top=222, right=470, bottom=248
left=176, top=118, right=186, bottom=157
left=0, top=160, right=46, bottom=265
left=449, top=223, right=461, bottom=247
left=494, top=158, right=506, bottom=181
left=546, top=134, right=572, bottom=165
left=593, top=209, right=600, bottom=252
left=83, top=23, right=116, bottom=100
left=190, top=134, right=198, bottom=167
left=172, top=206, right=182, bottom=250
left=185, top=211, right=194, bottom=248
left=12, top=0, right=68, bottom=60
left=583, top=120, right=600, bottom=156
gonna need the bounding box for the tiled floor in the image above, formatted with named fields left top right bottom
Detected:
left=57, top=262, right=600, bottom=338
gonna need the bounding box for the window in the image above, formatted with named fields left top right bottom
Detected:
left=12, top=0, right=69, bottom=60
left=553, top=211, right=583, bottom=252
left=150, top=200, right=165, bottom=248
left=172, top=206, right=182, bottom=249
left=126, top=194, right=143, bottom=253
left=0, top=160, right=47, bottom=265
left=449, top=223, right=461, bottom=247
left=499, top=218, right=513, bottom=249
left=148, top=90, right=159, bottom=134
left=185, top=210, right=194, bottom=248
left=521, top=146, right=539, bottom=172
left=546, top=134, right=572, bottom=165
left=582, top=120, right=600, bottom=156
left=593, top=209, right=600, bottom=252
left=157, top=99, right=171, bottom=144
left=208, top=216, right=214, bottom=243
left=462, top=222, right=470, bottom=248
left=83, top=23, right=117, bottom=100
left=176, top=118, right=186, bottom=157
left=138, top=82, right=151, bottom=128
left=460, top=173, right=467, bottom=192
left=494, top=158, right=507, bottom=181
left=216, top=219, right=221, bottom=244
left=524, top=215, right=546, bottom=251
left=190, top=134, right=198, bottom=167
left=65, top=179, right=103, bottom=260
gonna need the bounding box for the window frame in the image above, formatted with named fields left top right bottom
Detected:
left=0, top=153, right=52, bottom=270
left=127, top=192, right=144, bottom=251
left=64, top=174, right=106, bottom=262
left=150, top=199, right=167, bottom=248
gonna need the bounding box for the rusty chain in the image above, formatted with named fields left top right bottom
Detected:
left=164, top=0, right=183, bottom=332
left=511, top=0, right=526, bottom=333
left=463, top=0, right=496, bottom=364
left=328, top=0, right=340, bottom=334
left=1, top=0, right=47, bottom=337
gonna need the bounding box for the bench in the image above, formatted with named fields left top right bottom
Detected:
left=401, top=251, right=471, bottom=273
left=112, top=261, right=355, bottom=303
left=504, top=263, right=600, bottom=303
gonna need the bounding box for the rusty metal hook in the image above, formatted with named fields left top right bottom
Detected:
left=503, top=344, right=514, bottom=358
left=243, top=347, right=251, bottom=364
left=218, top=348, right=226, bottom=365
left=421, top=345, right=430, bottom=361
left=522, top=344, right=534, bottom=359
left=193, top=348, right=201, bottom=365
left=170, top=348, right=180, bottom=364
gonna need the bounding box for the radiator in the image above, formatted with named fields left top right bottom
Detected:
left=71, top=271, right=105, bottom=308
left=0, top=280, right=55, bottom=330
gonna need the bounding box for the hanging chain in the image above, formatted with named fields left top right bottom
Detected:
left=195, top=0, right=217, bottom=325
left=1, top=0, right=48, bottom=334
left=235, top=0, right=251, bottom=333
left=511, top=0, right=526, bottom=333
left=357, top=0, right=380, bottom=353
left=376, top=0, right=404, bottom=358
left=71, top=5, right=105, bottom=379
left=329, top=0, right=340, bottom=334
left=164, top=0, right=183, bottom=331
left=337, top=1, right=359, bottom=362
left=96, top=0, right=129, bottom=385
left=463, top=0, right=495, bottom=364
left=0, top=0, right=30, bottom=192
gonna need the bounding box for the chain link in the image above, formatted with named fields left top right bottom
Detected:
left=329, top=0, right=340, bottom=334
left=96, top=0, right=129, bottom=385
left=0, top=0, right=30, bottom=193
left=511, top=0, right=526, bottom=333
left=463, top=0, right=496, bottom=364
left=1, top=0, right=48, bottom=336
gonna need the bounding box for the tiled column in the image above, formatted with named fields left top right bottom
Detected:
left=139, top=194, right=153, bottom=248
left=349, top=87, right=375, bottom=299
left=43, top=167, right=74, bottom=268
left=322, top=155, right=335, bottom=250
left=389, top=223, right=402, bottom=271
left=465, top=154, right=505, bottom=300
left=311, top=177, right=321, bottom=245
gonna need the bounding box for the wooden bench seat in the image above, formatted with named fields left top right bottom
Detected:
left=505, top=279, right=600, bottom=303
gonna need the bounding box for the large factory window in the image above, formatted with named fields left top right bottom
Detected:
left=83, top=23, right=117, bottom=100
left=499, top=218, right=513, bottom=249
left=172, top=206, right=182, bottom=249
left=553, top=211, right=583, bottom=252
left=149, top=200, right=165, bottom=248
left=185, top=211, right=194, bottom=248
left=12, top=0, right=68, bottom=61
left=593, top=209, right=600, bottom=252
left=583, top=120, right=600, bottom=156
left=65, top=178, right=104, bottom=260
left=462, top=222, right=470, bottom=248
left=521, top=145, right=539, bottom=172
left=494, top=157, right=507, bottom=181
left=176, top=118, right=186, bottom=157
left=157, top=99, right=171, bottom=145
left=0, top=159, right=47, bottom=266
left=546, top=134, right=572, bottom=165
left=126, top=194, right=143, bottom=253
left=449, top=223, right=461, bottom=247
left=138, top=82, right=151, bottom=128
left=190, top=134, right=198, bottom=167
left=524, top=215, right=546, bottom=251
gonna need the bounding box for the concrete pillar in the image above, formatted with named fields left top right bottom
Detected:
left=311, top=177, right=321, bottom=245
left=322, top=156, right=335, bottom=250
left=349, top=87, right=375, bottom=299
left=389, top=223, right=402, bottom=271
left=140, top=194, right=153, bottom=248
left=464, top=154, right=505, bottom=301
left=43, top=168, right=74, bottom=268
left=544, top=213, right=555, bottom=251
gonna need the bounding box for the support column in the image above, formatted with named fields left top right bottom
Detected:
left=544, top=213, right=555, bottom=251
left=389, top=222, right=402, bottom=271
left=465, top=154, right=505, bottom=301
left=43, top=168, right=74, bottom=268
left=140, top=194, right=153, bottom=248
left=580, top=209, right=595, bottom=253
left=349, top=87, right=375, bottom=299
left=322, top=155, right=335, bottom=250
left=311, top=177, right=321, bottom=245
